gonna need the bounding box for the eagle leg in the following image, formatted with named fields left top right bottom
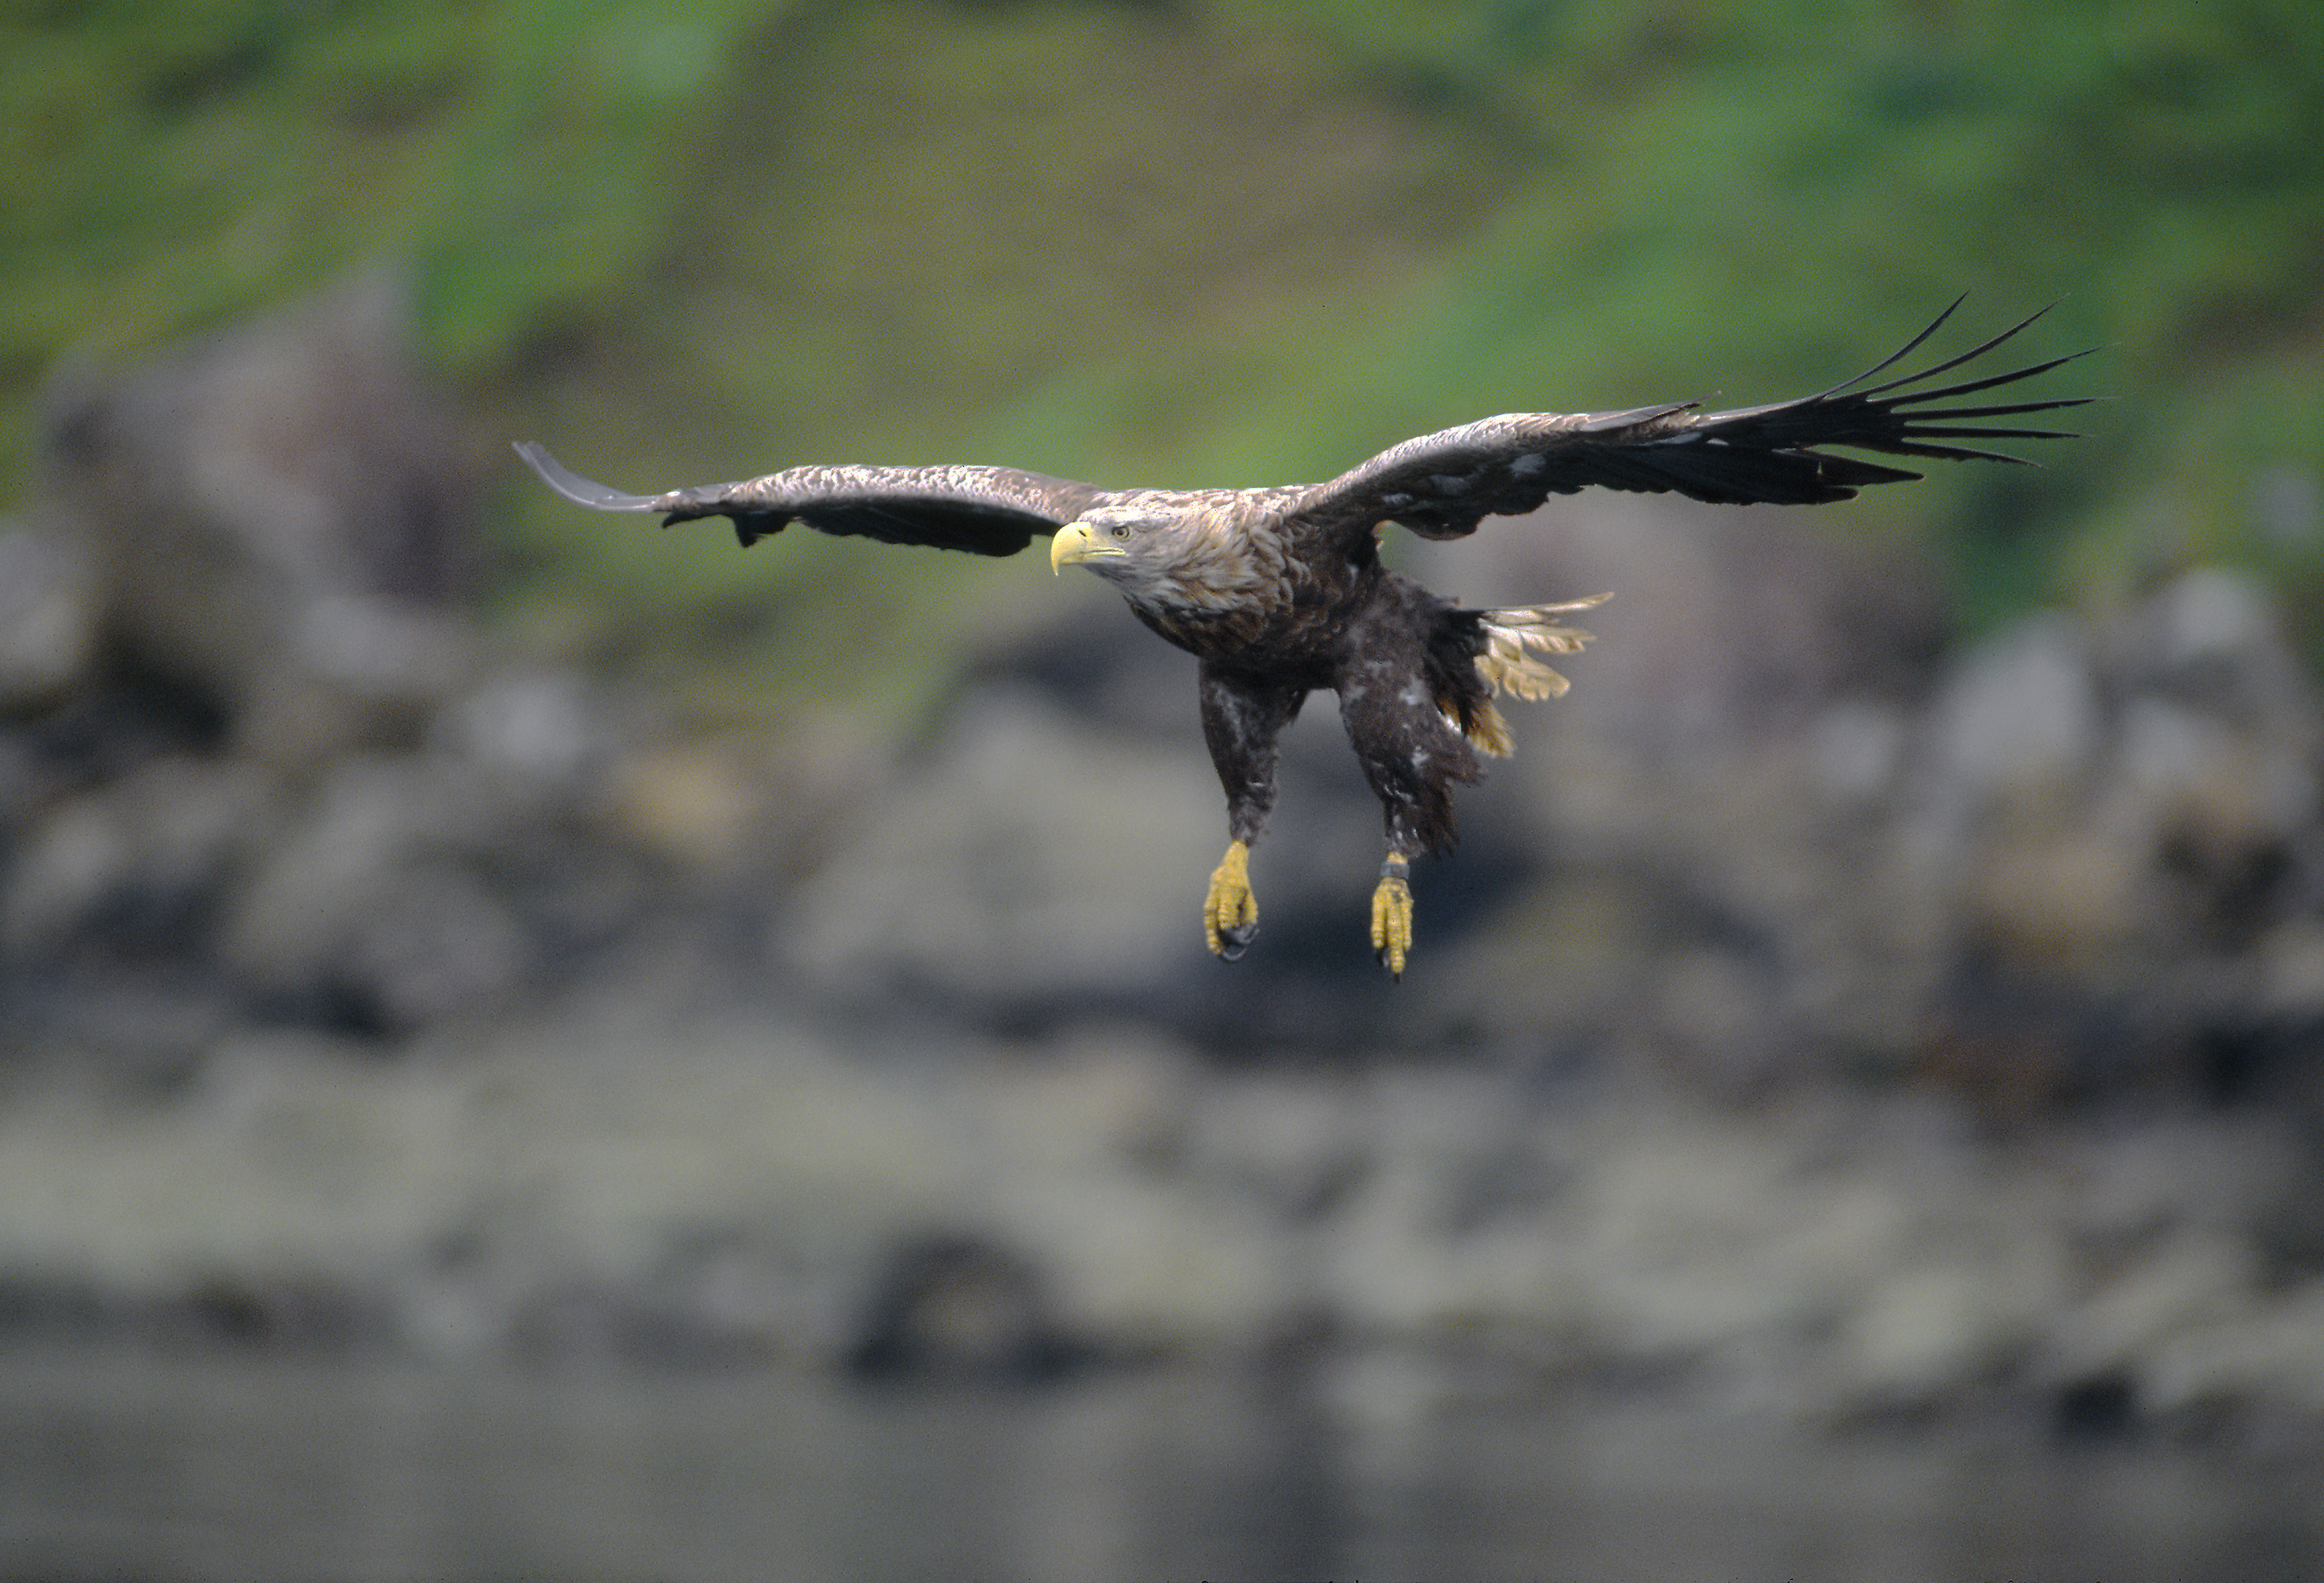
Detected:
left=1197, top=665, right=1307, bottom=964
left=1204, top=839, right=1260, bottom=961
left=1370, top=852, right=1414, bottom=978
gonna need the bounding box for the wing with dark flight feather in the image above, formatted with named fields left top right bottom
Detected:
left=513, top=442, right=1109, bottom=557
left=1283, top=301, right=2092, bottom=547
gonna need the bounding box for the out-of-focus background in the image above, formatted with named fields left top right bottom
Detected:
left=5, top=1, right=2324, bottom=1577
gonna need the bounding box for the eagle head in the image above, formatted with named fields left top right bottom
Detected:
left=1050, top=504, right=1152, bottom=575
left=1052, top=494, right=1271, bottom=630
left=1049, top=497, right=1205, bottom=589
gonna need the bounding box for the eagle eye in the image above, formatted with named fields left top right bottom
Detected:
left=1110, top=523, right=1132, bottom=541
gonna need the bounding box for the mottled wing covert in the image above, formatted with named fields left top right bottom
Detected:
left=514, top=442, right=1109, bottom=557
left=1286, top=301, right=2092, bottom=546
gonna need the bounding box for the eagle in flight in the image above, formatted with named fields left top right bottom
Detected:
left=518, top=301, right=2085, bottom=977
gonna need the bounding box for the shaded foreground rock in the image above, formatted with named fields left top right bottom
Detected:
left=2, top=1020, right=2323, bottom=1426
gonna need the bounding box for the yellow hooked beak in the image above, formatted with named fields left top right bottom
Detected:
left=1050, top=521, right=1126, bottom=575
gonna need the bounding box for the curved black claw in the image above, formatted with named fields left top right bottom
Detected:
left=1215, top=921, right=1257, bottom=963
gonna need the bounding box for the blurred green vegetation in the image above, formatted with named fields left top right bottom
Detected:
left=5, top=0, right=2321, bottom=721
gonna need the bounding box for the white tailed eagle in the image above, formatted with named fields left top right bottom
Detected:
left=518, top=301, right=2085, bottom=976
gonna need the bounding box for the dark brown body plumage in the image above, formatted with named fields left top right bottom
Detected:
left=1185, top=561, right=1491, bottom=860
left=516, top=301, right=2088, bottom=972
left=1115, top=494, right=1501, bottom=859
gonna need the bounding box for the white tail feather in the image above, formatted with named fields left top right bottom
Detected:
left=1444, top=593, right=1607, bottom=757
left=1476, top=593, right=1608, bottom=703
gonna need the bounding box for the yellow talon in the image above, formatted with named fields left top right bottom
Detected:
left=1370, top=870, right=1414, bottom=978
left=1204, top=839, right=1259, bottom=961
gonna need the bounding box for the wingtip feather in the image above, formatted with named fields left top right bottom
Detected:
left=512, top=440, right=662, bottom=511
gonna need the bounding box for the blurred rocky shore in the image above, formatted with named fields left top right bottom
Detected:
left=4, top=283, right=2323, bottom=1435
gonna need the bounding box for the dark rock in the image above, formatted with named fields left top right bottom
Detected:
left=145, top=1274, right=389, bottom=1353
left=843, top=1234, right=1084, bottom=1382
left=2053, top=1370, right=2141, bottom=1439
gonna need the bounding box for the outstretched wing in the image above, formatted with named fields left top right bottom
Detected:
left=514, top=442, right=1109, bottom=557
left=1286, top=301, right=2092, bottom=544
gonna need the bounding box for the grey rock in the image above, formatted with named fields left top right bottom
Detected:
left=33, top=272, right=481, bottom=766
left=777, top=684, right=1225, bottom=1002
left=218, top=756, right=526, bottom=1025
left=1928, top=613, right=2101, bottom=799
left=0, top=527, right=96, bottom=708
left=438, top=668, right=613, bottom=789
left=2, top=754, right=279, bottom=955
